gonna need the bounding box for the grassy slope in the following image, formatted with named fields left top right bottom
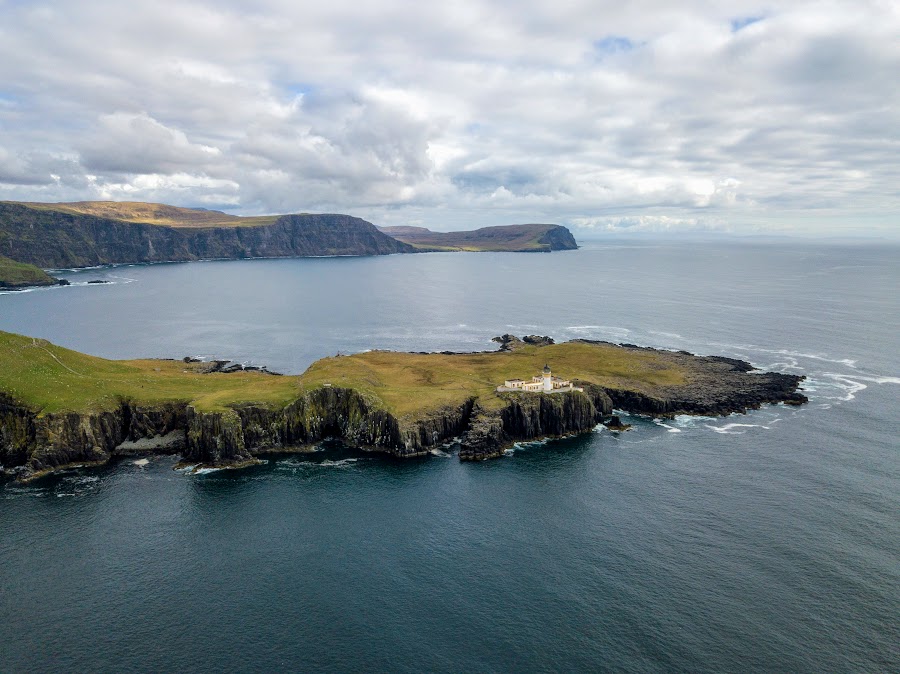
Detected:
left=0, top=331, right=301, bottom=414
left=0, top=256, right=56, bottom=287
left=0, top=332, right=687, bottom=418
left=17, top=201, right=280, bottom=228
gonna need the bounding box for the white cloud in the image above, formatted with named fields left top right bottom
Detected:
left=0, top=0, right=896, bottom=235
left=79, top=113, right=221, bottom=174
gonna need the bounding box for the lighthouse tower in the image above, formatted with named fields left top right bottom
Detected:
left=542, top=364, right=552, bottom=392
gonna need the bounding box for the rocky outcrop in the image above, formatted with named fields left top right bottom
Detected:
left=0, top=203, right=415, bottom=268
left=571, top=339, right=808, bottom=417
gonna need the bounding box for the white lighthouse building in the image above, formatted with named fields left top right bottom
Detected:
left=499, top=364, right=583, bottom=393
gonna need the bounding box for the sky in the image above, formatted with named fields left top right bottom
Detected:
left=0, top=0, right=897, bottom=237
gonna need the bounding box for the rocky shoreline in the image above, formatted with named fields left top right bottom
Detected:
left=0, top=336, right=807, bottom=482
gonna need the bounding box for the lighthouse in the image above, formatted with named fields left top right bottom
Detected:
left=542, top=364, right=552, bottom=392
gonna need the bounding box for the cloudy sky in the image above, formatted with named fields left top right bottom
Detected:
left=0, top=0, right=897, bottom=236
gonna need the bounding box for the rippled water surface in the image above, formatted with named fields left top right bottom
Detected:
left=1, top=240, right=898, bottom=672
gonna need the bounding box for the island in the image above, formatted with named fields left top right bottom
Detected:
left=376, top=223, right=579, bottom=252
left=0, top=331, right=807, bottom=481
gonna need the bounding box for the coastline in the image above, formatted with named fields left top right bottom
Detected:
left=0, top=332, right=807, bottom=482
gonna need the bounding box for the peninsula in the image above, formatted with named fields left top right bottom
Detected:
left=377, top=223, right=578, bottom=252
left=0, top=255, right=68, bottom=289
left=0, top=201, right=578, bottom=271
left=0, top=331, right=806, bottom=481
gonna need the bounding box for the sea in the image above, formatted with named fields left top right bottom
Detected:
left=0, top=239, right=897, bottom=673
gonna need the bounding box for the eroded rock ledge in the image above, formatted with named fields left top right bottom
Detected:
left=0, top=336, right=807, bottom=481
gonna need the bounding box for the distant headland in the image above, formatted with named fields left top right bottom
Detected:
left=0, top=201, right=577, bottom=283
left=0, top=331, right=806, bottom=482
left=377, top=223, right=578, bottom=252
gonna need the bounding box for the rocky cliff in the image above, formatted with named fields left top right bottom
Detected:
left=2, top=387, right=477, bottom=480
left=0, top=203, right=414, bottom=267
left=460, top=384, right=613, bottom=460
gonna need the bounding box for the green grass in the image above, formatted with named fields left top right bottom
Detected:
left=299, top=342, right=686, bottom=417
left=0, top=331, right=687, bottom=418
left=0, top=331, right=302, bottom=414
left=0, top=256, right=56, bottom=287
left=16, top=201, right=281, bottom=228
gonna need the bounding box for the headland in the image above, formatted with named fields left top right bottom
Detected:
left=0, top=330, right=807, bottom=481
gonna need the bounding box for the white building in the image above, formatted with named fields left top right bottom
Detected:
left=500, top=365, right=583, bottom=393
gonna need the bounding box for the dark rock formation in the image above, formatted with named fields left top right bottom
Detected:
left=492, top=334, right=523, bottom=351
left=522, top=335, right=555, bottom=346
left=572, top=339, right=808, bottom=417
left=460, top=385, right=613, bottom=460
left=0, top=203, right=415, bottom=268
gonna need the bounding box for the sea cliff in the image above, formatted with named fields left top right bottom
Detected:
left=0, top=203, right=414, bottom=267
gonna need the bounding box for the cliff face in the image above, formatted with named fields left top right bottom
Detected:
left=460, top=385, right=613, bottom=460
left=0, top=388, right=482, bottom=480
left=537, top=225, right=579, bottom=251
left=0, top=204, right=415, bottom=268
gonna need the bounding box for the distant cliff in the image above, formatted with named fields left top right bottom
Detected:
left=378, top=223, right=578, bottom=252
left=0, top=202, right=414, bottom=267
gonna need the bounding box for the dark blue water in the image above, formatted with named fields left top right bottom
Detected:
left=1, top=241, right=898, bottom=672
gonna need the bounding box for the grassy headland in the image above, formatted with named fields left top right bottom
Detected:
left=301, top=342, right=685, bottom=417
left=0, top=256, right=59, bottom=288
left=0, top=331, right=685, bottom=417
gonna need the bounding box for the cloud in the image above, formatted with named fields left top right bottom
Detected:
left=0, top=0, right=896, bottom=235
left=79, top=113, right=220, bottom=174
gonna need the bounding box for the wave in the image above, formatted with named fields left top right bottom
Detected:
left=192, top=466, right=224, bottom=475
left=704, top=342, right=859, bottom=369
left=652, top=419, right=681, bottom=433
left=277, top=457, right=360, bottom=470
left=564, top=325, right=632, bottom=339
left=704, top=422, right=771, bottom=434
left=648, top=330, right=684, bottom=340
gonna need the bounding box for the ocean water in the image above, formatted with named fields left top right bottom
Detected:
left=1, top=240, right=897, bottom=672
